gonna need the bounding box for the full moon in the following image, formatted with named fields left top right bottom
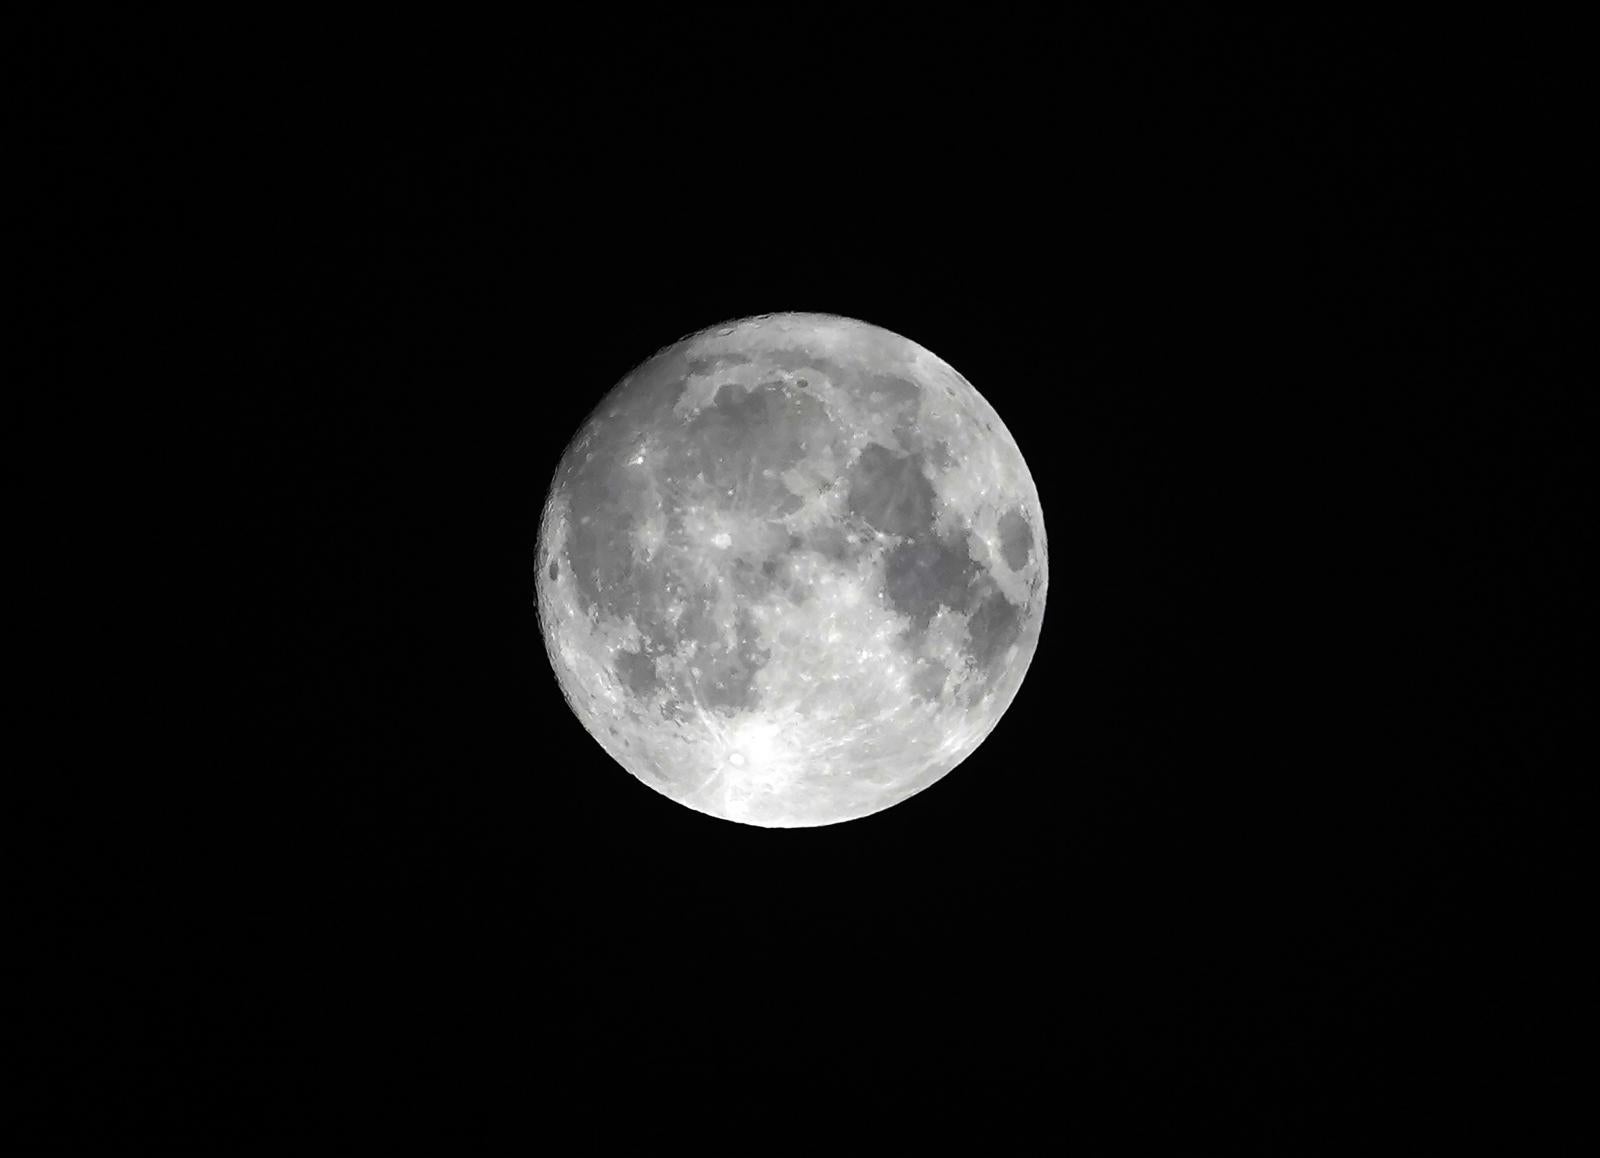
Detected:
left=535, top=313, right=1046, bottom=827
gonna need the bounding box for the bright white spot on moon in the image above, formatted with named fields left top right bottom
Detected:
left=534, top=312, right=1046, bottom=827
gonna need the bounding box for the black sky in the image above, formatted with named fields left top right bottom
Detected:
left=28, top=13, right=1582, bottom=1153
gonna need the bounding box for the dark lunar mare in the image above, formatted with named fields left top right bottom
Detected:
left=613, top=646, right=658, bottom=700
left=883, top=536, right=979, bottom=636
left=965, top=577, right=1024, bottom=674
left=996, top=506, right=1034, bottom=570
left=843, top=439, right=1026, bottom=698
left=847, top=444, right=936, bottom=538
left=555, top=345, right=1031, bottom=725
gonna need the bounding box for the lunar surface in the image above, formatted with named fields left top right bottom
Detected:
left=535, top=313, right=1046, bottom=827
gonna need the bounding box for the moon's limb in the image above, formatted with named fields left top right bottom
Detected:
left=535, top=313, right=1046, bottom=827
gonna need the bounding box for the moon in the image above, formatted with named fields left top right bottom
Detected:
left=535, top=313, right=1046, bottom=827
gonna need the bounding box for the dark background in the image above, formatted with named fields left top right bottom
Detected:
left=29, top=13, right=1581, bottom=1153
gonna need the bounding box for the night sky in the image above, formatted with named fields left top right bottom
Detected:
left=27, top=13, right=1580, bottom=1152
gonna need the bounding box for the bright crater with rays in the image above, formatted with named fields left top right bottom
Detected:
left=535, top=313, right=1046, bottom=827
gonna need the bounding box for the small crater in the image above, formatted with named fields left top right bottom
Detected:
left=548, top=559, right=559, bottom=581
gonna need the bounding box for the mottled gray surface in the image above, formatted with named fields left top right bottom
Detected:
left=535, top=313, right=1046, bottom=826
